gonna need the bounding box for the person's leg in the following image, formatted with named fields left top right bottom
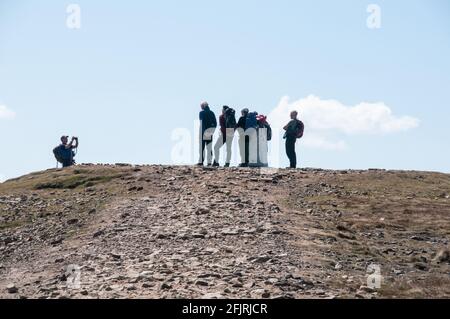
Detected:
left=245, top=135, right=250, bottom=165
left=198, top=137, right=205, bottom=164
left=285, top=138, right=293, bottom=168
left=238, top=134, right=246, bottom=165
left=206, top=140, right=213, bottom=165
left=214, top=134, right=224, bottom=164
left=202, top=140, right=207, bottom=163
left=225, top=135, right=233, bottom=165
left=286, top=137, right=297, bottom=168
left=292, top=142, right=297, bottom=168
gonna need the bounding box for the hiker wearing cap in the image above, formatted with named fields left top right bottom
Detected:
left=197, top=102, right=217, bottom=166
left=53, top=136, right=79, bottom=168
left=236, top=108, right=250, bottom=167
left=213, top=106, right=236, bottom=167
left=283, top=111, right=304, bottom=169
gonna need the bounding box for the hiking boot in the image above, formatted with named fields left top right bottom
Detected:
left=224, top=163, right=230, bottom=168
left=196, top=163, right=204, bottom=166
left=212, top=162, right=220, bottom=167
left=239, top=163, right=248, bottom=168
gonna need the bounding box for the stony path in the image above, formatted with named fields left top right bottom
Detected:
left=1, top=165, right=449, bottom=299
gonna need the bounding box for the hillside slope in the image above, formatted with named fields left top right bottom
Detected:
left=1, top=165, right=449, bottom=299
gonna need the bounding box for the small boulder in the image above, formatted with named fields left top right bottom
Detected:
left=433, top=249, right=450, bottom=263
left=7, top=284, right=18, bottom=294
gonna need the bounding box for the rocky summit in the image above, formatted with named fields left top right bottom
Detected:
left=0, top=165, right=449, bottom=299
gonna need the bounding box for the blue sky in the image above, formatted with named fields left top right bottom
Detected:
left=1, top=0, right=449, bottom=181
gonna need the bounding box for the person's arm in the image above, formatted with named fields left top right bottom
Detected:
left=212, top=112, right=217, bottom=128
left=284, top=120, right=293, bottom=131
left=234, top=117, right=242, bottom=132
left=66, top=137, right=79, bottom=149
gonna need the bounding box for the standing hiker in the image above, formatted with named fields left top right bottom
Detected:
left=245, top=111, right=259, bottom=166
left=283, top=111, right=304, bottom=169
left=236, top=108, right=250, bottom=167
left=197, top=102, right=217, bottom=166
left=53, top=136, right=79, bottom=168
left=213, top=106, right=236, bottom=167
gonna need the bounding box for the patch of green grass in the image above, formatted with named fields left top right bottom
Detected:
left=0, top=166, right=134, bottom=196
left=73, top=169, right=90, bottom=175
left=34, top=173, right=124, bottom=190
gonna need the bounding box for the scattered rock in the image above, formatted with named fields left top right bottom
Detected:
left=334, top=263, right=343, bottom=270
left=110, top=253, right=121, bottom=260
left=251, top=256, right=271, bottom=263
left=93, top=230, right=105, bottom=238
left=433, top=249, right=450, bottom=263
left=202, top=292, right=223, bottom=299
left=67, top=218, right=79, bottom=225
left=414, top=263, right=429, bottom=271
left=195, top=280, right=209, bottom=287
left=1, top=165, right=449, bottom=300
left=160, top=282, right=172, bottom=290
left=6, top=284, right=18, bottom=294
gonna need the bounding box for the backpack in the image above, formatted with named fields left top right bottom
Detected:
left=225, top=108, right=237, bottom=129
left=265, top=123, right=272, bottom=141
left=296, top=120, right=305, bottom=139
left=256, top=115, right=272, bottom=141
left=53, top=145, right=74, bottom=164
left=245, top=112, right=258, bottom=130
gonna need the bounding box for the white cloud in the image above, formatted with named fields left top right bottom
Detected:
left=0, top=105, right=16, bottom=120
left=302, top=134, right=348, bottom=151
left=268, top=95, right=419, bottom=151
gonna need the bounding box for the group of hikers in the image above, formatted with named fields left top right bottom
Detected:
left=198, top=102, right=304, bottom=168
left=52, top=102, right=304, bottom=169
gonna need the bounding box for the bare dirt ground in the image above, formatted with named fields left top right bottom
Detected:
left=0, top=165, right=449, bottom=299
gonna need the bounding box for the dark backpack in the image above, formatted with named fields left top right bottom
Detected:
left=265, top=123, right=272, bottom=141
left=53, top=145, right=74, bottom=164
left=296, top=120, right=305, bottom=139
left=225, top=108, right=237, bottom=129
left=245, top=112, right=258, bottom=130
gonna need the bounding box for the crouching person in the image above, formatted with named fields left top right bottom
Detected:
left=53, top=136, right=79, bottom=168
